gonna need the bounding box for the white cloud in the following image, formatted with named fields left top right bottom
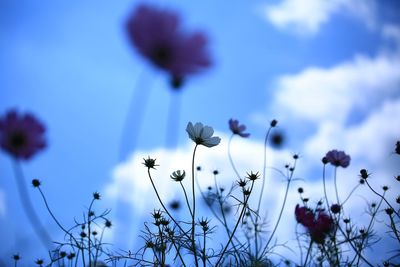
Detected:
left=261, top=0, right=376, bottom=35
left=272, top=53, right=400, bottom=124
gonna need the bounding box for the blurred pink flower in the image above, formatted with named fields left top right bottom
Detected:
left=126, top=4, right=211, bottom=86
left=0, top=110, right=46, bottom=160
left=229, top=119, right=250, bottom=138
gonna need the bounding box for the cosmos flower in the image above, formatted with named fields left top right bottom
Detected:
left=324, top=150, right=351, bottom=168
left=295, top=204, right=314, bottom=228
left=126, top=4, right=211, bottom=87
left=309, top=211, right=334, bottom=244
left=186, top=122, right=220, bottom=147
left=228, top=119, right=250, bottom=138
left=295, top=204, right=334, bottom=244
left=0, top=110, right=46, bottom=160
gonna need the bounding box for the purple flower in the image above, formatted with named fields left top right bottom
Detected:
left=126, top=4, right=211, bottom=86
left=228, top=119, right=250, bottom=138
left=0, top=110, right=46, bottom=160
left=325, top=150, right=351, bottom=168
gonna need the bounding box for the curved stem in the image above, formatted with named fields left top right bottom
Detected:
left=179, top=181, right=193, bottom=217
left=257, top=126, right=272, bottom=213
left=261, top=160, right=296, bottom=257
left=12, top=160, right=52, bottom=248
left=228, top=134, right=241, bottom=180
left=215, top=180, right=255, bottom=267
left=254, top=126, right=272, bottom=256
left=365, top=180, right=399, bottom=218
left=323, top=165, right=373, bottom=267
left=146, top=169, right=189, bottom=239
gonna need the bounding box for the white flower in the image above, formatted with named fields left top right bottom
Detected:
left=186, top=122, right=221, bottom=147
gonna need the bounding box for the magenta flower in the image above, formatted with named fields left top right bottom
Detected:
left=0, top=110, right=46, bottom=160
left=295, top=204, right=314, bottom=228
left=295, top=205, right=334, bottom=244
left=229, top=119, right=250, bottom=138
left=126, top=4, right=211, bottom=87
left=325, top=150, right=351, bottom=168
left=309, top=211, right=334, bottom=244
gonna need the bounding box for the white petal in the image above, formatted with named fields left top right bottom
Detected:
left=186, top=122, right=196, bottom=140
left=193, top=122, right=204, bottom=137
left=203, top=136, right=221, bottom=147
left=201, top=126, right=214, bottom=139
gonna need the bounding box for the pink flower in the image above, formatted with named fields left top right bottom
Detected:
left=126, top=4, right=211, bottom=87
left=325, top=150, right=351, bottom=168
left=0, top=110, right=46, bottom=160
left=228, top=119, right=250, bottom=138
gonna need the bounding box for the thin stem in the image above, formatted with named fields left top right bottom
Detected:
left=165, top=91, right=182, bottom=148
left=215, top=180, right=255, bottom=267
left=254, top=126, right=272, bottom=256
left=228, top=134, right=241, bottom=180
left=257, top=126, right=272, bottom=213
left=170, top=235, right=187, bottom=267
left=333, top=167, right=341, bottom=205
left=351, top=193, right=385, bottom=266
left=191, top=144, right=199, bottom=267
left=87, top=198, right=95, bottom=267
left=12, top=160, right=52, bottom=248
left=365, top=180, right=399, bottom=218
left=389, top=215, right=400, bottom=243
left=146, top=169, right=189, bottom=238
left=261, top=160, right=296, bottom=257
left=295, top=224, right=303, bottom=264
left=202, top=231, right=207, bottom=267
left=37, top=187, right=78, bottom=243
left=323, top=165, right=373, bottom=267
left=179, top=181, right=193, bottom=217
left=303, top=241, right=313, bottom=267
left=322, top=165, right=341, bottom=265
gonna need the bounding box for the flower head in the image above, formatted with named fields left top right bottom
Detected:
left=186, top=122, right=220, bottom=147
left=143, top=156, right=159, bottom=169
left=295, top=204, right=314, bottom=228
left=229, top=119, right=250, bottom=138
left=170, top=170, right=185, bottom=182
left=126, top=4, right=211, bottom=87
left=309, top=211, right=334, bottom=244
left=325, top=150, right=351, bottom=168
left=295, top=204, right=334, bottom=244
left=0, top=110, right=46, bottom=160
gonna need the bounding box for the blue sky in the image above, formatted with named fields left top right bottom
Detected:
left=1, top=0, right=399, bottom=265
